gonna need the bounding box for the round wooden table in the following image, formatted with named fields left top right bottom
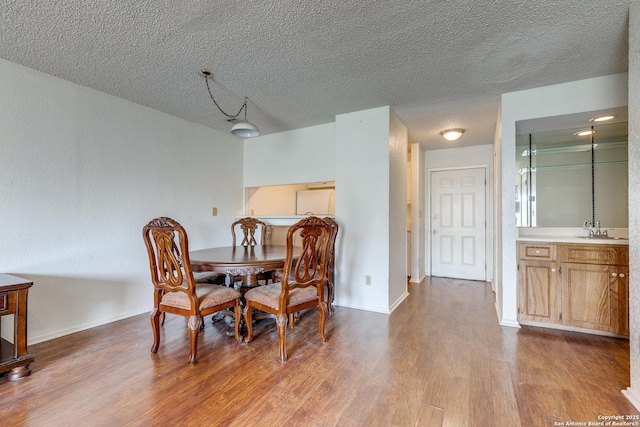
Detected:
left=189, top=245, right=295, bottom=287
left=190, top=245, right=298, bottom=336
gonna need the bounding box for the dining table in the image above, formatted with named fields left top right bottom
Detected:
left=189, top=245, right=300, bottom=335
left=189, top=245, right=298, bottom=288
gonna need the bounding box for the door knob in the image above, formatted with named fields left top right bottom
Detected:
left=432, top=229, right=437, bottom=234
left=619, top=273, right=626, bottom=278
left=611, top=272, right=618, bottom=277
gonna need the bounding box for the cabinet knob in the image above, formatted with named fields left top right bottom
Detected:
left=619, top=273, right=626, bottom=278
left=611, top=272, right=618, bottom=277
left=551, top=268, right=556, bottom=272
left=535, top=250, right=541, bottom=254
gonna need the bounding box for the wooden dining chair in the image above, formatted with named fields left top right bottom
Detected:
left=275, top=217, right=338, bottom=318
left=231, top=217, right=273, bottom=285
left=243, top=216, right=333, bottom=362
left=143, top=217, right=241, bottom=364
left=231, top=217, right=267, bottom=247
left=323, top=217, right=339, bottom=314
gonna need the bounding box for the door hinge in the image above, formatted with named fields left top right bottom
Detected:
left=559, top=312, right=562, bottom=321
left=517, top=263, right=520, bottom=271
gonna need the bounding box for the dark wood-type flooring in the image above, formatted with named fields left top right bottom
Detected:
left=0, top=277, right=636, bottom=426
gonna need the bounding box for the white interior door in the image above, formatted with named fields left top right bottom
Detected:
left=431, top=168, right=486, bottom=281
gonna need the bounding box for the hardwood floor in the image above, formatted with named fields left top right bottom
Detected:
left=0, top=277, right=636, bottom=426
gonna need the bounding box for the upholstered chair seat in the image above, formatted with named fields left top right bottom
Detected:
left=244, top=282, right=317, bottom=310
left=161, top=283, right=241, bottom=310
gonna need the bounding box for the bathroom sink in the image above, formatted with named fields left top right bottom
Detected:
left=578, top=236, right=625, bottom=240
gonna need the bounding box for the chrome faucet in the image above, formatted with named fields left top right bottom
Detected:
left=583, top=220, right=594, bottom=237
left=583, top=219, right=609, bottom=238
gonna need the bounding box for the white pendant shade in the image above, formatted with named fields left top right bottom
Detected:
left=231, top=121, right=260, bottom=138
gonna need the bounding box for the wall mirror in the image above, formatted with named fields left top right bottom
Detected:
left=516, top=120, right=628, bottom=228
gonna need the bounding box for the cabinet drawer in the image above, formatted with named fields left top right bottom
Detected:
left=560, top=244, right=622, bottom=265
left=0, top=291, right=15, bottom=315
left=519, top=243, right=556, bottom=261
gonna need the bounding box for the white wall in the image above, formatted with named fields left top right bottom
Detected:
left=409, top=142, right=426, bottom=283
left=334, top=107, right=394, bottom=312
left=244, top=106, right=409, bottom=314
left=388, top=110, right=410, bottom=310
left=493, top=109, right=504, bottom=318
left=0, top=58, right=243, bottom=344
left=424, top=144, right=495, bottom=282
left=624, top=0, right=640, bottom=409
left=499, top=73, right=629, bottom=327
left=243, top=123, right=335, bottom=187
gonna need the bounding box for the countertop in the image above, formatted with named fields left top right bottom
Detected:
left=517, top=227, right=629, bottom=245
left=517, top=234, right=628, bottom=245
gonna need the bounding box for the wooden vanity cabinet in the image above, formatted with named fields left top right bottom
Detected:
left=517, top=243, right=559, bottom=324
left=518, top=242, right=629, bottom=336
left=559, top=244, right=628, bottom=335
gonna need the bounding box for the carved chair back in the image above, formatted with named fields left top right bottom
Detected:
left=143, top=217, right=198, bottom=310
left=323, top=217, right=338, bottom=311
left=280, top=216, right=333, bottom=304
left=231, top=217, right=267, bottom=247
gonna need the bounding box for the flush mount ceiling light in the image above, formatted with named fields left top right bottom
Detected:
left=199, top=70, right=260, bottom=138
left=440, top=128, right=465, bottom=141
left=589, top=115, right=615, bottom=122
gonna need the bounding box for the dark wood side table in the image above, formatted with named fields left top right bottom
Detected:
left=0, top=274, right=35, bottom=380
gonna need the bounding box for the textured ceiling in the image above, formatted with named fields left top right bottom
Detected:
left=0, top=1, right=632, bottom=150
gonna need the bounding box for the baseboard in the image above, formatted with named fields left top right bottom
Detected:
left=623, top=387, right=640, bottom=411
left=408, top=273, right=426, bottom=284
left=518, top=319, right=628, bottom=339
left=499, top=319, right=521, bottom=328
left=494, top=300, right=520, bottom=328
left=334, top=301, right=391, bottom=314
left=28, top=308, right=150, bottom=345
left=388, top=291, right=410, bottom=313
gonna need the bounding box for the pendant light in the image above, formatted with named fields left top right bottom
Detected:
left=200, top=70, right=260, bottom=138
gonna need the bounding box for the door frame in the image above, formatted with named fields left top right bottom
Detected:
left=426, top=165, right=490, bottom=281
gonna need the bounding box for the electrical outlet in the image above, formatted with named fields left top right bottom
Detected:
left=365, top=275, right=372, bottom=286
left=212, top=207, right=218, bottom=216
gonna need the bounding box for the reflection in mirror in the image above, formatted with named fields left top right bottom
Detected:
left=516, top=122, right=628, bottom=228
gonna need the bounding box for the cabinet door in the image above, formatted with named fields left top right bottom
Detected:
left=518, top=260, right=559, bottom=323
left=561, top=262, right=626, bottom=334
left=615, top=266, right=629, bottom=336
